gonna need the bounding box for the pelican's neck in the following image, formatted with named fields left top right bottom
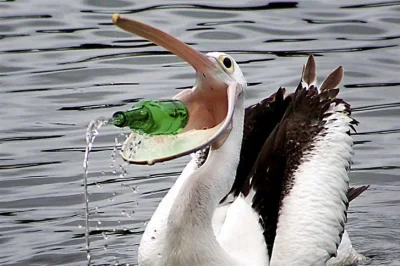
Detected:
left=163, top=94, right=245, bottom=266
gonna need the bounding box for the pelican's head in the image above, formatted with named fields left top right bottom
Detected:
left=112, top=15, right=246, bottom=165
left=203, top=51, right=246, bottom=89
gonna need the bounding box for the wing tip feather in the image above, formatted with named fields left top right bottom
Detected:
left=320, top=66, right=344, bottom=92
left=302, top=54, right=317, bottom=86
left=348, top=185, right=370, bottom=202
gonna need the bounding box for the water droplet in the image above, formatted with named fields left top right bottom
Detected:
left=131, top=186, right=139, bottom=193
left=101, top=171, right=106, bottom=176
left=78, top=224, right=83, bottom=229
left=157, top=253, right=161, bottom=257
left=104, top=244, right=108, bottom=250
left=102, top=232, right=108, bottom=240
left=97, top=220, right=102, bottom=225
left=121, top=210, right=126, bottom=215
left=151, top=236, right=155, bottom=240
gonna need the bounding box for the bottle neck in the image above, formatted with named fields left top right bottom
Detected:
left=112, top=105, right=150, bottom=129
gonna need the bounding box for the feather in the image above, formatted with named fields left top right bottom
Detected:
left=301, top=54, right=317, bottom=87
left=348, top=185, right=369, bottom=202
left=320, top=66, right=344, bottom=92
left=231, top=55, right=360, bottom=264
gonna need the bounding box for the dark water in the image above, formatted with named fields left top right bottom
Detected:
left=1, top=0, right=399, bottom=265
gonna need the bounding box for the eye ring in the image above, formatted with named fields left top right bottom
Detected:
left=219, top=55, right=234, bottom=73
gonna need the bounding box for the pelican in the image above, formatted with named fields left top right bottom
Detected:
left=112, top=14, right=369, bottom=266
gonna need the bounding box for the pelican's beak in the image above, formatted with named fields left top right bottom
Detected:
left=112, top=14, right=242, bottom=165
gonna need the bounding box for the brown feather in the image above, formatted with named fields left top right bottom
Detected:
left=302, top=55, right=317, bottom=86
left=320, top=66, right=344, bottom=92
left=348, top=185, right=369, bottom=202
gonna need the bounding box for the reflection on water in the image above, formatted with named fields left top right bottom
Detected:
left=0, top=0, right=399, bottom=265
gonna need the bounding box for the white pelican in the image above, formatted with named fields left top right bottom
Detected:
left=112, top=14, right=369, bottom=266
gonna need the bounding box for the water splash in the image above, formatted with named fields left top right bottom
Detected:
left=83, top=117, right=109, bottom=265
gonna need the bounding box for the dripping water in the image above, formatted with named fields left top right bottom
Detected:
left=83, top=117, right=110, bottom=265
left=83, top=117, right=149, bottom=264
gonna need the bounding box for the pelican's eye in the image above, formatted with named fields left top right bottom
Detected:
left=219, top=55, right=234, bottom=73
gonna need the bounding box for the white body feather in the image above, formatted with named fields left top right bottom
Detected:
left=139, top=154, right=268, bottom=266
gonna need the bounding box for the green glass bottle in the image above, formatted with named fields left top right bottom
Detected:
left=111, top=100, right=189, bottom=135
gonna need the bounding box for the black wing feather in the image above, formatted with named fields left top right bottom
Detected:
left=222, top=88, right=292, bottom=201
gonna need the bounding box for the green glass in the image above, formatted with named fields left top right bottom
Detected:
left=111, top=100, right=189, bottom=135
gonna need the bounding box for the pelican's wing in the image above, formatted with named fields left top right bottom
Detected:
left=253, top=56, right=353, bottom=264
left=246, top=55, right=357, bottom=265
left=228, top=56, right=349, bottom=203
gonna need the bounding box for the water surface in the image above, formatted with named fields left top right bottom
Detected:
left=1, top=0, right=399, bottom=265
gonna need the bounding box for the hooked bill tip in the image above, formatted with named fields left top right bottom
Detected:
left=112, top=13, right=120, bottom=24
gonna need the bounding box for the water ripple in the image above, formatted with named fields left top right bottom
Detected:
left=1, top=0, right=399, bottom=265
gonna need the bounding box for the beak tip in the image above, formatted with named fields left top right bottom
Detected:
left=112, top=13, right=120, bottom=25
